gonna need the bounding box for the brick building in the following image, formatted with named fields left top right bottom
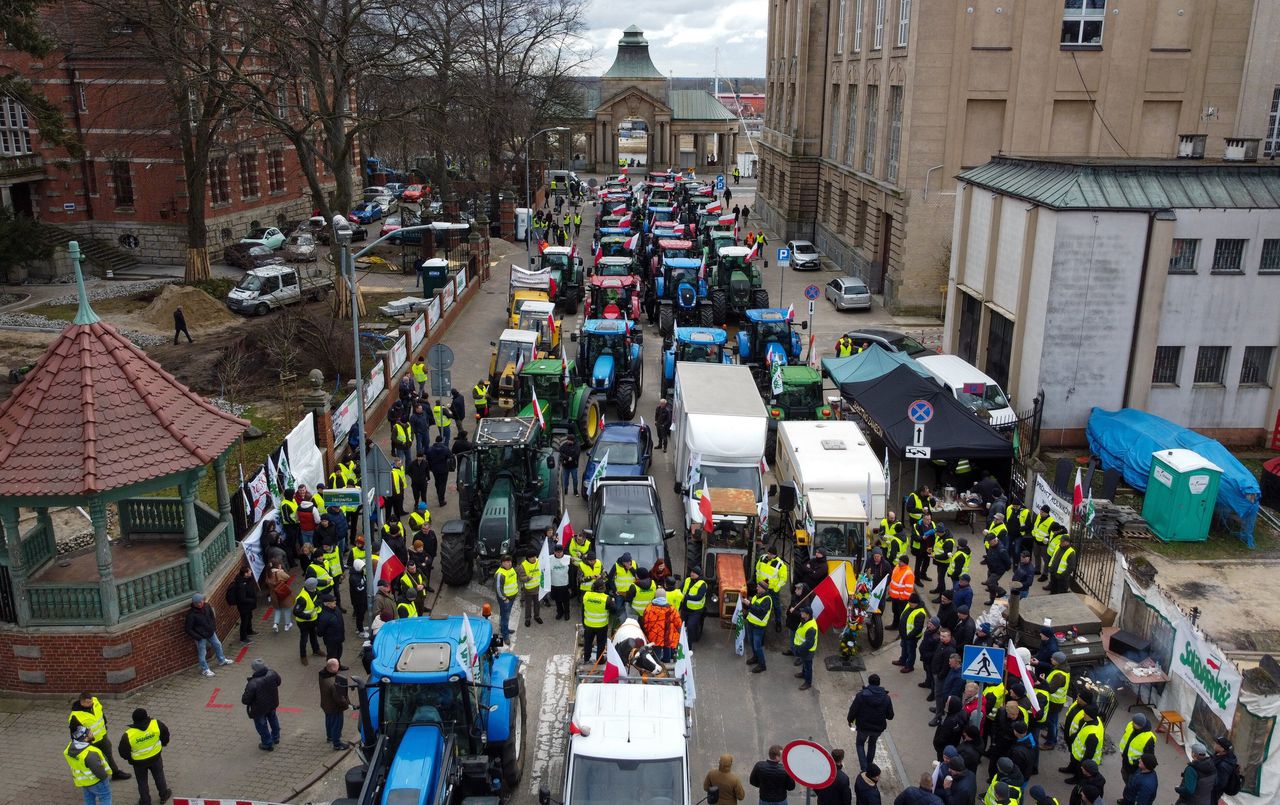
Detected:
left=0, top=9, right=341, bottom=268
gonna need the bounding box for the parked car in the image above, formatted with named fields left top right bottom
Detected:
left=400, top=184, right=426, bottom=203
left=372, top=194, right=395, bottom=213
left=222, top=242, right=285, bottom=270
left=349, top=201, right=383, bottom=224
left=825, top=276, right=872, bottom=311
left=362, top=186, right=388, bottom=201
left=841, top=327, right=932, bottom=356
left=284, top=232, right=320, bottom=262
left=581, top=423, right=653, bottom=497
left=240, top=226, right=286, bottom=250
left=384, top=212, right=424, bottom=244
left=383, top=182, right=406, bottom=199
left=585, top=477, right=672, bottom=570
left=787, top=239, right=821, bottom=270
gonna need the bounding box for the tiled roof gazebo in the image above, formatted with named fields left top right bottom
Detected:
left=0, top=244, right=248, bottom=628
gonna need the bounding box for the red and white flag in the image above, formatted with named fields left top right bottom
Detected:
left=531, top=386, right=546, bottom=430
left=706, top=201, right=723, bottom=215
left=561, top=353, right=571, bottom=391
left=810, top=563, right=849, bottom=632
left=1072, top=468, right=1085, bottom=521
left=378, top=537, right=405, bottom=585
left=698, top=481, right=714, bottom=533
left=611, top=204, right=628, bottom=216
left=557, top=510, right=574, bottom=548
left=603, top=639, right=629, bottom=683
left=626, top=233, right=641, bottom=251
left=717, top=213, right=736, bottom=226
left=1006, top=639, right=1042, bottom=714
left=746, top=240, right=760, bottom=261
left=785, top=303, right=795, bottom=321
left=594, top=241, right=603, bottom=265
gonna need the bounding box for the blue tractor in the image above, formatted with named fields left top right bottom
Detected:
left=572, top=319, right=644, bottom=420
left=661, top=326, right=732, bottom=397
left=736, top=308, right=807, bottom=385
left=343, top=615, right=526, bottom=805
left=654, top=258, right=713, bottom=338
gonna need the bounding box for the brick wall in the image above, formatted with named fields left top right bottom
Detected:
left=0, top=552, right=241, bottom=696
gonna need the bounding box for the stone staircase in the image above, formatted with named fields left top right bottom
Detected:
left=36, top=222, right=141, bottom=275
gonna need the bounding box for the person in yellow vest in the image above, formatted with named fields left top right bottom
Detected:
left=396, top=587, right=420, bottom=619
left=408, top=501, right=430, bottom=533
left=733, top=165, right=741, bottom=185
left=472, top=379, right=490, bottom=419
left=279, top=490, right=301, bottom=567
left=411, top=358, right=428, bottom=396
left=793, top=607, right=818, bottom=690
left=744, top=581, right=773, bottom=672
left=431, top=400, right=453, bottom=443
left=681, top=566, right=708, bottom=642
left=573, top=211, right=582, bottom=236
left=930, top=524, right=956, bottom=595
left=1117, top=713, right=1156, bottom=783
left=1031, top=505, right=1055, bottom=581
left=1049, top=534, right=1077, bottom=595
left=117, top=707, right=170, bottom=805
left=1044, top=524, right=1066, bottom=589
left=65, top=724, right=113, bottom=804
left=943, top=537, right=972, bottom=602
left=517, top=550, right=543, bottom=627
left=567, top=531, right=592, bottom=593
left=392, top=418, right=414, bottom=466
left=293, top=577, right=323, bottom=663
left=494, top=555, right=520, bottom=643
left=629, top=567, right=658, bottom=617
left=662, top=577, right=683, bottom=614
left=895, top=593, right=927, bottom=672
left=68, top=692, right=129, bottom=782
left=1063, top=704, right=1103, bottom=782
left=581, top=577, right=612, bottom=664
left=835, top=334, right=855, bottom=358
left=1036, top=651, right=1071, bottom=749
left=321, top=536, right=345, bottom=612
left=754, top=549, right=789, bottom=631
left=303, top=543, right=334, bottom=599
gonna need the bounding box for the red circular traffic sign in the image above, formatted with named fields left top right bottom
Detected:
left=782, top=739, right=836, bottom=789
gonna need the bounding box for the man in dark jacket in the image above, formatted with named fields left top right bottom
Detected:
left=951, top=575, right=974, bottom=612
left=231, top=565, right=259, bottom=643
left=982, top=536, right=1011, bottom=605
left=449, top=388, right=467, bottom=426
left=854, top=764, right=881, bottom=805
left=846, top=674, right=895, bottom=771
left=930, top=630, right=958, bottom=706
left=1071, top=759, right=1106, bottom=805
left=951, top=607, right=976, bottom=649
left=315, top=593, right=346, bottom=665
left=919, top=617, right=941, bottom=692
left=893, top=772, right=943, bottom=805
left=319, top=658, right=352, bottom=749
left=1119, top=754, right=1158, bottom=805
left=1011, top=551, right=1035, bottom=600
left=1174, top=743, right=1215, bottom=804
left=932, top=653, right=965, bottom=726
left=117, top=707, right=171, bottom=805
left=407, top=453, right=431, bottom=508
left=559, top=433, right=582, bottom=495
left=938, top=754, right=976, bottom=805
left=241, top=658, right=283, bottom=751
left=409, top=404, right=432, bottom=457
left=749, top=745, right=796, bottom=805
left=184, top=593, right=232, bottom=677
left=816, top=748, right=852, bottom=805
left=1211, top=735, right=1238, bottom=802
left=451, top=429, right=474, bottom=456
left=426, top=436, right=453, bottom=506
left=654, top=399, right=673, bottom=451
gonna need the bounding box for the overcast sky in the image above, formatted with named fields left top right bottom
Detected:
left=579, top=7, right=767, bottom=78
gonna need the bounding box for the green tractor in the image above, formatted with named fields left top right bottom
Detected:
left=517, top=358, right=604, bottom=447
left=440, top=417, right=560, bottom=585
left=764, top=365, right=833, bottom=461
left=708, top=245, right=768, bottom=324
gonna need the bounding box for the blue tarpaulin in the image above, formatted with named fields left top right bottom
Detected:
left=1086, top=408, right=1260, bottom=547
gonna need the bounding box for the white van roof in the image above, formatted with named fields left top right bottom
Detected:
left=571, top=683, right=686, bottom=760
left=915, top=353, right=1001, bottom=389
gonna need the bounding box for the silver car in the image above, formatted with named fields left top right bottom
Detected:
left=788, top=239, right=821, bottom=270
left=825, top=277, right=872, bottom=311
left=283, top=233, right=319, bottom=262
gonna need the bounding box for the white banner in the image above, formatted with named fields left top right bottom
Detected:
left=1173, top=619, right=1244, bottom=727
left=410, top=313, right=426, bottom=347
left=1032, top=473, right=1072, bottom=526
left=240, top=509, right=274, bottom=580
left=427, top=296, right=442, bottom=329
left=455, top=270, right=468, bottom=296
left=389, top=335, right=408, bottom=374
left=247, top=466, right=271, bottom=523
left=333, top=390, right=359, bottom=441
left=364, top=361, right=386, bottom=407
left=285, top=413, right=324, bottom=493
left=442, top=279, right=456, bottom=310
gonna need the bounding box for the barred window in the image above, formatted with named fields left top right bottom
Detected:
left=1258, top=239, right=1280, bottom=274
left=1240, top=347, right=1274, bottom=386
left=1168, top=239, right=1198, bottom=274
left=1193, top=346, right=1228, bottom=385
left=209, top=156, right=230, bottom=204
left=1211, top=239, right=1246, bottom=274
left=238, top=153, right=259, bottom=199
left=110, top=161, right=134, bottom=207
left=843, top=86, right=858, bottom=166
left=1151, top=346, right=1181, bottom=385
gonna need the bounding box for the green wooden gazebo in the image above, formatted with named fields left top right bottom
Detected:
left=0, top=244, right=249, bottom=626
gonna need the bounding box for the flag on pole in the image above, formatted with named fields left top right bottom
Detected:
left=611, top=204, right=628, bottom=216
left=731, top=595, right=746, bottom=656
left=626, top=232, right=641, bottom=251
left=746, top=240, right=760, bottom=261
left=706, top=200, right=723, bottom=215
left=689, top=452, right=703, bottom=489
left=698, top=481, right=714, bottom=533
left=1085, top=492, right=1096, bottom=529
left=561, top=353, right=571, bottom=391
left=810, top=563, right=849, bottom=631
left=673, top=624, right=696, bottom=707
left=590, top=450, right=610, bottom=495
left=378, top=536, right=405, bottom=584
left=883, top=446, right=891, bottom=486
left=593, top=241, right=603, bottom=265
left=865, top=572, right=890, bottom=613
left=1006, top=639, right=1042, bottom=714
left=537, top=536, right=552, bottom=600
left=531, top=387, right=546, bottom=431
left=556, top=510, right=574, bottom=548
left=785, top=303, right=795, bottom=321
left=1072, top=468, right=1085, bottom=522
left=515, top=350, right=525, bottom=377
left=717, top=213, right=736, bottom=226
left=456, top=615, right=481, bottom=681
left=604, top=639, right=629, bottom=682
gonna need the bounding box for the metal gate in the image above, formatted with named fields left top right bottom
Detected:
left=1072, top=517, right=1117, bottom=604
left=1008, top=391, right=1045, bottom=503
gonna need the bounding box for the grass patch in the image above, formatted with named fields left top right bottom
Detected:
left=26, top=292, right=155, bottom=321
left=194, top=408, right=288, bottom=509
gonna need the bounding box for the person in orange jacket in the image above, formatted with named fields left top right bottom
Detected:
left=641, top=592, right=683, bottom=663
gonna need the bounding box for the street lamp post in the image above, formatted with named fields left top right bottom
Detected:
left=524, top=126, right=571, bottom=261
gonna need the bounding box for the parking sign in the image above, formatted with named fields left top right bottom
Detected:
left=716, top=174, right=726, bottom=192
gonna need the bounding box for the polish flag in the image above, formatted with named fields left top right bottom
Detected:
left=785, top=303, right=795, bottom=321
left=706, top=201, right=723, bottom=214
left=626, top=233, right=641, bottom=251
left=531, top=387, right=546, bottom=430
left=598, top=411, right=606, bottom=436
left=1006, top=639, right=1042, bottom=714
left=698, top=481, right=714, bottom=533
left=1072, top=468, right=1085, bottom=520
left=603, top=639, right=629, bottom=682
left=557, top=511, right=574, bottom=547
left=746, top=240, right=760, bottom=261
left=612, top=205, right=629, bottom=216
left=810, top=563, right=849, bottom=632
left=562, top=353, right=571, bottom=391
left=547, top=310, right=556, bottom=337
left=594, top=242, right=603, bottom=265
left=378, top=537, right=405, bottom=584
left=717, top=214, right=736, bottom=226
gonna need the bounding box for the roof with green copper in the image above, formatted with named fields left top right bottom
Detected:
left=603, top=26, right=665, bottom=79
left=670, top=90, right=738, bottom=121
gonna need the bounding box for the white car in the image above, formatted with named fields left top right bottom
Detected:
left=787, top=239, right=821, bottom=270
left=825, top=276, right=872, bottom=311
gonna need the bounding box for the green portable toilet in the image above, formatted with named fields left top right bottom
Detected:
left=419, top=258, right=450, bottom=299
left=1143, top=448, right=1222, bottom=542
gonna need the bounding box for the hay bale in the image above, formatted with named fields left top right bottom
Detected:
left=139, top=284, right=238, bottom=332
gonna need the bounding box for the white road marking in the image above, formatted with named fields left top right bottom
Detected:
left=527, top=653, right=573, bottom=795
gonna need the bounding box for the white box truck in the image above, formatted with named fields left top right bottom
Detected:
left=774, top=421, right=886, bottom=588
left=671, top=363, right=768, bottom=532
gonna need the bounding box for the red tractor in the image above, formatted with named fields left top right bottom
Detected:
left=586, top=275, right=643, bottom=322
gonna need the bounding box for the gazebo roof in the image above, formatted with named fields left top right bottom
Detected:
left=0, top=259, right=249, bottom=498
left=603, top=25, right=665, bottom=80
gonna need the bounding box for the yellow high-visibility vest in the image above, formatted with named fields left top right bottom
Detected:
left=496, top=567, right=519, bottom=597
left=68, top=697, right=106, bottom=742
left=520, top=559, right=541, bottom=590
left=125, top=719, right=163, bottom=761
left=295, top=589, right=320, bottom=621
left=582, top=591, right=609, bottom=628
left=64, top=742, right=110, bottom=787
left=682, top=578, right=707, bottom=610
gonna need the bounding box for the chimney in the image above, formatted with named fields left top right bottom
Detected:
left=1223, top=137, right=1260, bottom=163
left=1176, top=134, right=1206, bottom=160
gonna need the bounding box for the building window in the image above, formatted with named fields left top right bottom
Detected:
left=0, top=97, right=33, bottom=156
left=1211, top=239, right=1246, bottom=274
left=862, top=85, right=879, bottom=175
left=836, top=0, right=847, bottom=53
left=276, top=88, right=288, bottom=120
left=843, top=86, right=858, bottom=166
left=1152, top=346, right=1182, bottom=385
left=1241, top=347, right=1274, bottom=386
left=886, top=86, right=903, bottom=183
left=1193, top=346, right=1228, bottom=385
left=872, top=0, right=885, bottom=49
left=957, top=292, right=982, bottom=364
left=1168, top=238, right=1198, bottom=274
left=268, top=149, right=286, bottom=193
left=828, top=85, right=842, bottom=160
left=1266, top=87, right=1280, bottom=158
left=896, top=0, right=910, bottom=46
left=209, top=156, right=230, bottom=204
left=986, top=309, right=1014, bottom=389
left=1260, top=239, right=1280, bottom=274
left=238, top=153, right=260, bottom=199
left=109, top=160, right=134, bottom=207
left=853, top=0, right=863, bottom=52
left=1062, top=0, right=1106, bottom=46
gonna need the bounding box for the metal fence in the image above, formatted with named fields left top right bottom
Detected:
left=1008, top=392, right=1045, bottom=503
left=1072, top=517, right=1118, bottom=604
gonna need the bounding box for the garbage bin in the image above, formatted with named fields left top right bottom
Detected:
left=419, top=257, right=450, bottom=299
left=1142, top=448, right=1222, bottom=542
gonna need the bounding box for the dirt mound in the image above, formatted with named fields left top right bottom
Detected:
left=138, top=284, right=237, bottom=332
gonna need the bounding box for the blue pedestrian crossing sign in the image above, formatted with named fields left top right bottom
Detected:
left=716, top=174, right=726, bottom=192
left=961, top=645, right=1006, bottom=684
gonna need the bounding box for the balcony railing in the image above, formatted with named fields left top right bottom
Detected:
left=0, top=153, right=44, bottom=181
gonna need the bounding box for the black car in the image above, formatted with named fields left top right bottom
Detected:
left=842, top=327, right=933, bottom=356
left=222, top=242, right=285, bottom=270
left=288, top=216, right=367, bottom=245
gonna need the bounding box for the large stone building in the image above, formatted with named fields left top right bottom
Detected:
left=756, top=0, right=1280, bottom=315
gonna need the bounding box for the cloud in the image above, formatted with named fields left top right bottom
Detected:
left=580, top=9, right=766, bottom=76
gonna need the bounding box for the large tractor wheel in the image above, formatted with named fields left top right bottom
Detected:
left=750, top=288, right=770, bottom=310
left=697, top=303, right=714, bottom=327
left=579, top=394, right=603, bottom=445
left=500, top=680, right=528, bottom=792
left=710, top=290, right=728, bottom=325
left=685, top=536, right=702, bottom=576
left=563, top=291, right=579, bottom=316
left=440, top=529, right=473, bottom=587
left=659, top=305, right=675, bottom=337
left=615, top=381, right=637, bottom=421
left=765, top=428, right=778, bottom=464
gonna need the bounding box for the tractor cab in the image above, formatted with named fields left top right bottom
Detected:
left=488, top=329, right=539, bottom=414
left=587, top=275, right=642, bottom=321
left=736, top=308, right=804, bottom=369
left=767, top=366, right=833, bottom=422
left=707, top=245, right=766, bottom=324
left=709, top=232, right=738, bottom=258
left=536, top=246, right=583, bottom=314
left=516, top=299, right=561, bottom=357
left=508, top=266, right=553, bottom=328
left=598, top=236, right=633, bottom=260
left=651, top=238, right=697, bottom=276
left=598, top=215, right=630, bottom=231
left=661, top=326, right=731, bottom=396
left=575, top=319, right=644, bottom=419
left=654, top=258, right=711, bottom=337
left=593, top=255, right=634, bottom=279
left=645, top=205, right=676, bottom=233
left=518, top=359, right=602, bottom=445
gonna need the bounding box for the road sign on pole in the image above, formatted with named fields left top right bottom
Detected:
left=961, top=645, right=1006, bottom=684
left=905, top=446, right=932, bottom=460
left=777, top=247, right=791, bottom=264
left=913, top=424, right=925, bottom=446
left=807, top=300, right=815, bottom=317
left=804, top=284, right=820, bottom=300
left=782, top=740, right=837, bottom=789
left=908, top=400, right=934, bottom=424
left=716, top=174, right=726, bottom=192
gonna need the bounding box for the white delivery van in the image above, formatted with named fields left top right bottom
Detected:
left=915, top=354, right=1017, bottom=430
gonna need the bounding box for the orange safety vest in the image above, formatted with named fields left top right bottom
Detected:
left=888, top=564, right=915, bottom=600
